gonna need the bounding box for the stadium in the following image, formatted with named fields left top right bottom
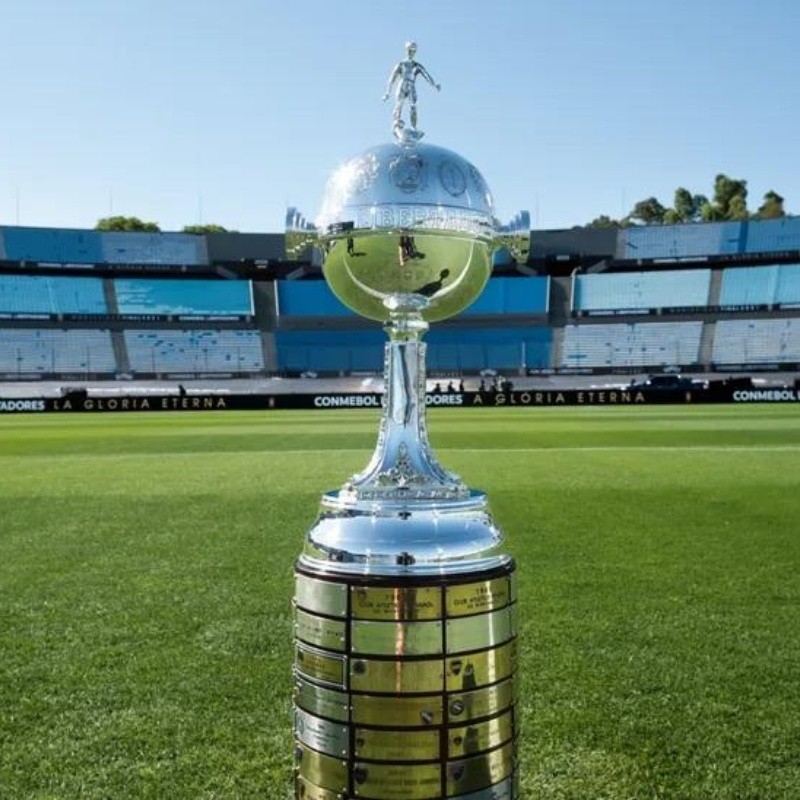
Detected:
left=0, top=214, right=799, bottom=402
left=1, top=215, right=799, bottom=798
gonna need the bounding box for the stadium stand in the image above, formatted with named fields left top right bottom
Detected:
left=719, top=266, right=780, bottom=308
left=743, top=217, right=800, bottom=254
left=616, top=218, right=800, bottom=261
left=561, top=322, right=703, bottom=368
left=777, top=265, right=800, bottom=307
left=427, top=327, right=551, bottom=371
left=0, top=329, right=115, bottom=375
left=115, top=279, right=253, bottom=317
left=572, top=269, right=711, bottom=314
left=719, top=264, right=800, bottom=308
left=275, top=329, right=384, bottom=372
left=618, top=223, right=742, bottom=261
left=274, top=326, right=552, bottom=373
left=0, top=275, right=107, bottom=316
left=0, top=227, right=207, bottom=265
left=1, top=217, right=799, bottom=384
left=276, top=280, right=354, bottom=317
left=124, top=329, right=264, bottom=374
left=712, top=319, right=800, bottom=365
left=460, top=276, right=548, bottom=315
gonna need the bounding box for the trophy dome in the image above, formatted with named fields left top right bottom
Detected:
left=317, top=141, right=497, bottom=322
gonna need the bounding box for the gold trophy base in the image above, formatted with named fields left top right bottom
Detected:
left=293, top=563, right=519, bottom=799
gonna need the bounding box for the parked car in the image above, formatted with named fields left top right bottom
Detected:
left=627, top=374, right=707, bottom=392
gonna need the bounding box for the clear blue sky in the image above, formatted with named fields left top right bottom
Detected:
left=1, top=0, right=798, bottom=233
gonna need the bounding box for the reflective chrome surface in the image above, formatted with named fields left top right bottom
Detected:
left=302, top=493, right=508, bottom=577
left=316, top=142, right=495, bottom=324
left=299, top=304, right=511, bottom=578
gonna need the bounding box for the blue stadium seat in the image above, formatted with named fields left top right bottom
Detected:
left=115, top=279, right=252, bottom=316
left=561, top=322, right=702, bottom=368
left=460, top=277, right=549, bottom=315
left=275, top=329, right=384, bottom=372
left=0, top=227, right=207, bottom=265
left=618, top=223, right=742, bottom=260
left=275, top=327, right=552, bottom=373
left=276, top=281, right=357, bottom=317
left=776, top=265, right=800, bottom=307
left=0, top=328, right=115, bottom=374
left=712, top=319, right=800, bottom=364
left=720, top=264, right=800, bottom=307
left=744, top=218, right=800, bottom=254
left=0, top=227, right=103, bottom=263
left=124, top=329, right=264, bottom=373
left=101, top=232, right=205, bottom=265
left=573, top=270, right=711, bottom=313
left=0, top=276, right=107, bottom=315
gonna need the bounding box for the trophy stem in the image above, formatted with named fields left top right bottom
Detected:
left=342, top=298, right=467, bottom=502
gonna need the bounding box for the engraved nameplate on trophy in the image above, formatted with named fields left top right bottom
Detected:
left=446, top=607, right=515, bottom=654
left=295, top=574, right=348, bottom=618
left=446, top=578, right=511, bottom=617
left=445, top=640, right=516, bottom=692
left=354, top=727, right=440, bottom=762
left=447, top=678, right=515, bottom=723
left=295, top=643, right=347, bottom=689
left=446, top=742, right=515, bottom=795
left=351, top=693, right=444, bottom=727
left=352, top=585, right=443, bottom=620
left=295, top=608, right=347, bottom=652
left=295, top=707, right=350, bottom=758
left=350, top=656, right=444, bottom=694
left=351, top=619, right=444, bottom=656
left=447, top=710, right=514, bottom=758
left=295, top=678, right=349, bottom=723
left=295, top=742, right=348, bottom=793
left=352, top=761, right=442, bottom=799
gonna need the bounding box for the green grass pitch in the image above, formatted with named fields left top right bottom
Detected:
left=1, top=405, right=799, bottom=799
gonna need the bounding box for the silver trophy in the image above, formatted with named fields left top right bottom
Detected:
left=291, top=44, right=528, bottom=800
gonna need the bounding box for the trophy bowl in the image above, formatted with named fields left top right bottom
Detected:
left=317, top=142, right=497, bottom=322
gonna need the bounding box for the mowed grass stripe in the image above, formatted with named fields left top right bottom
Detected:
left=0, top=405, right=798, bottom=798
left=1, top=405, right=799, bottom=457
left=2, top=443, right=799, bottom=459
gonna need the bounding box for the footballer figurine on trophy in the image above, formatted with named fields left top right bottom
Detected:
left=383, top=41, right=440, bottom=144
left=289, top=43, right=530, bottom=800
